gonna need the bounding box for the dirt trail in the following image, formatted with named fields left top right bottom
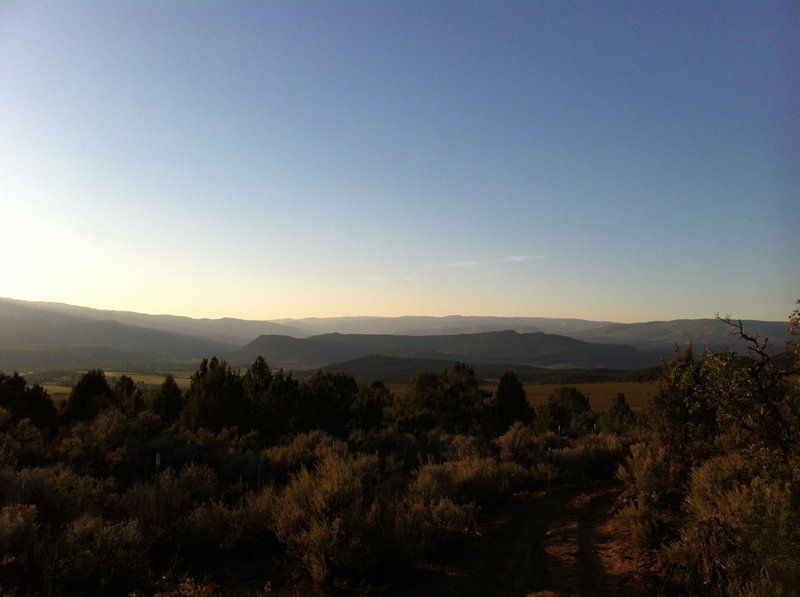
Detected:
left=389, top=480, right=649, bottom=597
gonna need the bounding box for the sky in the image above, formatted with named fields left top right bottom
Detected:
left=1, top=1, right=797, bottom=323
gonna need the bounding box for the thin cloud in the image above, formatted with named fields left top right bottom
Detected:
left=422, top=260, right=482, bottom=268
left=502, top=254, right=545, bottom=262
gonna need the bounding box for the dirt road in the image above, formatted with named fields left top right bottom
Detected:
left=388, top=480, right=649, bottom=597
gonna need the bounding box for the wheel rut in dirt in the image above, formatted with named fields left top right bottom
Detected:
left=389, top=480, right=644, bottom=597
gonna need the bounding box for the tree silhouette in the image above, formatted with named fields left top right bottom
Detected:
left=536, top=386, right=591, bottom=433
left=151, top=374, right=184, bottom=424
left=489, top=370, right=532, bottom=435
left=66, top=369, right=113, bottom=420
left=0, top=371, right=56, bottom=427
left=181, top=358, right=247, bottom=432
left=300, top=370, right=358, bottom=438
left=112, top=375, right=144, bottom=417
left=390, top=363, right=486, bottom=434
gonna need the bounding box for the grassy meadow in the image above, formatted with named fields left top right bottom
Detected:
left=522, top=381, right=657, bottom=410
left=102, top=370, right=194, bottom=388
left=388, top=380, right=657, bottom=411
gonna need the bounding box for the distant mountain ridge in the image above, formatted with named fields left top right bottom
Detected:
left=239, top=330, right=663, bottom=370
left=0, top=297, right=303, bottom=344
left=270, top=315, right=616, bottom=336
left=0, top=297, right=787, bottom=374
left=572, top=319, right=789, bottom=352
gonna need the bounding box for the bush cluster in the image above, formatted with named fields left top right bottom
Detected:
left=615, top=308, right=800, bottom=595
left=0, top=359, right=636, bottom=595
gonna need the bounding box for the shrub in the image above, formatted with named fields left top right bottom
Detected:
left=122, top=469, right=190, bottom=548
left=56, top=409, right=172, bottom=487
left=350, top=429, right=425, bottom=471
left=663, top=455, right=800, bottom=595
left=14, top=465, right=116, bottom=528
left=176, top=462, right=218, bottom=502
left=178, top=501, right=236, bottom=561
left=617, top=442, right=683, bottom=507
left=0, top=418, right=49, bottom=467
left=263, top=430, right=337, bottom=482
left=551, top=433, right=627, bottom=481
left=271, top=451, right=381, bottom=592
left=0, top=504, right=40, bottom=595
left=231, top=485, right=279, bottom=549
left=58, top=514, right=148, bottom=594
left=154, top=577, right=222, bottom=597
left=496, top=423, right=573, bottom=472
left=617, top=501, right=661, bottom=549
left=442, top=433, right=494, bottom=461
left=410, top=456, right=531, bottom=507
left=397, top=494, right=475, bottom=557
left=616, top=441, right=684, bottom=551
left=496, top=423, right=544, bottom=467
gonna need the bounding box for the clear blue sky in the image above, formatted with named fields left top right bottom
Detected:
left=1, top=1, right=797, bottom=322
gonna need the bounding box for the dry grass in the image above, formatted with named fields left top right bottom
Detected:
left=523, top=382, right=656, bottom=410
left=389, top=381, right=656, bottom=411
left=102, top=371, right=192, bottom=388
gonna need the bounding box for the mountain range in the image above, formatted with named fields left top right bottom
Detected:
left=237, top=330, right=660, bottom=370
left=0, top=297, right=788, bottom=377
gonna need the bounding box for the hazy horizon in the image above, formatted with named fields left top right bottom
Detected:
left=2, top=2, right=797, bottom=323
left=0, top=294, right=790, bottom=326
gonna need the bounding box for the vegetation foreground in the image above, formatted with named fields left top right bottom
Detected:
left=1, top=308, right=798, bottom=596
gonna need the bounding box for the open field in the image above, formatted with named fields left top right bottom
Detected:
left=388, top=380, right=658, bottom=411
left=102, top=370, right=193, bottom=388
left=35, top=370, right=194, bottom=401
left=523, top=381, right=658, bottom=410
left=40, top=385, right=72, bottom=397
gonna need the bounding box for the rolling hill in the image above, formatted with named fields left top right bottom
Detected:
left=572, top=318, right=790, bottom=352
left=238, top=330, right=663, bottom=370
left=0, top=297, right=303, bottom=345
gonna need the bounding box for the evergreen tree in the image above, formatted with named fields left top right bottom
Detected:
left=151, top=374, right=184, bottom=424
left=388, top=370, right=440, bottom=434
left=599, top=393, right=635, bottom=434
left=181, top=358, right=247, bottom=432
left=645, top=345, right=717, bottom=460
left=0, top=371, right=56, bottom=427
left=489, top=370, right=532, bottom=435
left=112, top=375, right=144, bottom=417
left=389, top=363, right=486, bottom=434
left=66, top=369, right=113, bottom=420
left=299, top=370, right=358, bottom=438
left=536, top=386, right=592, bottom=434
left=349, top=381, right=390, bottom=433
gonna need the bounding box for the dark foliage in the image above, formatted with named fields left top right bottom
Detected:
left=487, top=369, right=533, bottom=435
left=65, top=369, right=114, bottom=421
left=0, top=371, right=56, bottom=428
left=616, top=305, right=800, bottom=595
